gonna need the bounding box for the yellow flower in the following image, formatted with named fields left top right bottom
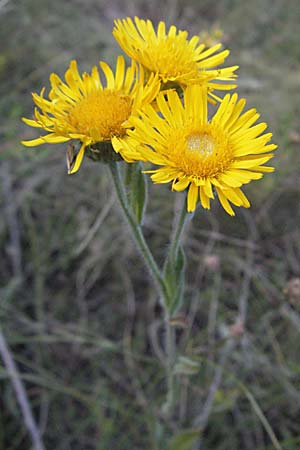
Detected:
left=113, top=17, right=238, bottom=102
left=22, top=56, right=160, bottom=173
left=114, top=86, right=277, bottom=216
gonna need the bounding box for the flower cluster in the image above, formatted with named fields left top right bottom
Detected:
left=22, top=17, right=276, bottom=215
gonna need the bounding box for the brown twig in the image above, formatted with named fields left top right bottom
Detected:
left=0, top=327, right=46, bottom=450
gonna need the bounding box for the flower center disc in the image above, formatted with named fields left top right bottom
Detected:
left=183, top=129, right=233, bottom=178
left=187, top=133, right=214, bottom=157
left=168, top=126, right=234, bottom=179
left=68, top=91, right=132, bottom=140
left=149, top=36, right=198, bottom=80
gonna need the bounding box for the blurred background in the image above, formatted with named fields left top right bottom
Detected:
left=0, top=0, right=300, bottom=449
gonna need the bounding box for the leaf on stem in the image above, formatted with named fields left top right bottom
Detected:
left=164, top=245, right=186, bottom=314
left=125, top=162, right=148, bottom=224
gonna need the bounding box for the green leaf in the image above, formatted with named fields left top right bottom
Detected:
left=124, top=162, right=147, bottom=224
left=175, top=245, right=185, bottom=274
left=164, top=246, right=186, bottom=314
left=168, top=428, right=201, bottom=450
left=174, top=356, right=201, bottom=376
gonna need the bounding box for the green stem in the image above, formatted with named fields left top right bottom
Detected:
left=169, top=194, right=189, bottom=262
left=163, top=195, right=189, bottom=416
left=109, top=162, right=169, bottom=303
left=110, top=163, right=189, bottom=421
left=163, top=319, right=175, bottom=416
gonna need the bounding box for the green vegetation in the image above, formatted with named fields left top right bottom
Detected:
left=1, top=0, right=300, bottom=449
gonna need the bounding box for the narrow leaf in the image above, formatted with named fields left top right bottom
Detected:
left=168, top=428, right=201, bottom=450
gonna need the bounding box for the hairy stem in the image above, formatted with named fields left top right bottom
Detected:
left=109, top=162, right=169, bottom=304
left=169, top=194, right=189, bottom=261
left=109, top=163, right=189, bottom=422
left=163, top=195, right=189, bottom=415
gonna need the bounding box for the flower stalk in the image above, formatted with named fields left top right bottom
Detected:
left=109, top=160, right=189, bottom=418
left=109, top=161, right=169, bottom=303
left=162, top=196, right=189, bottom=415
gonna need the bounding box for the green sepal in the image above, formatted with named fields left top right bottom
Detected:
left=124, top=162, right=148, bottom=224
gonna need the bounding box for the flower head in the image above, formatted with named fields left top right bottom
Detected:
left=22, top=56, right=160, bottom=173
left=114, top=86, right=277, bottom=215
left=113, top=17, right=238, bottom=102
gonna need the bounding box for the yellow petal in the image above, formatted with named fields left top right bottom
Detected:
left=217, top=188, right=235, bottom=216
left=172, top=178, right=190, bottom=192
left=187, top=183, right=198, bottom=212
left=100, top=61, right=115, bottom=90
left=200, top=186, right=211, bottom=209
left=68, top=142, right=86, bottom=174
